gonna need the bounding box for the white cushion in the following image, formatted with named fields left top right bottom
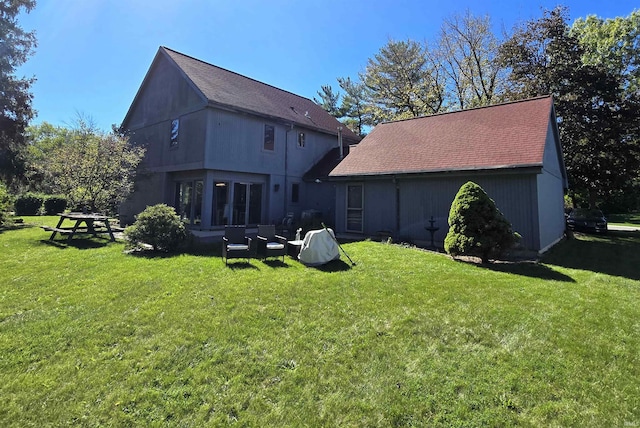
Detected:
left=227, top=244, right=249, bottom=251
left=266, top=242, right=285, bottom=250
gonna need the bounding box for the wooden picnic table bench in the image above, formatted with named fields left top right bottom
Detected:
left=43, top=212, right=117, bottom=242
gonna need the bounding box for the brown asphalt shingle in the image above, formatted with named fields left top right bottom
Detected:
left=329, top=96, right=554, bottom=176
left=162, top=47, right=360, bottom=142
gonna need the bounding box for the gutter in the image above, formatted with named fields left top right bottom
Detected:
left=328, top=164, right=544, bottom=180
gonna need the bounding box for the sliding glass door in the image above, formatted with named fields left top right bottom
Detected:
left=175, top=180, right=203, bottom=225
left=232, top=183, right=263, bottom=225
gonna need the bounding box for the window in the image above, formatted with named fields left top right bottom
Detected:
left=232, top=183, right=263, bottom=225
left=174, top=179, right=203, bottom=225
left=297, top=132, right=305, bottom=148
left=212, top=182, right=229, bottom=226
left=291, top=183, right=300, bottom=203
left=264, top=124, right=274, bottom=151
left=170, top=119, right=179, bottom=147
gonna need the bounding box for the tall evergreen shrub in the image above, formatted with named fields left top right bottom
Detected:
left=444, top=181, right=518, bottom=263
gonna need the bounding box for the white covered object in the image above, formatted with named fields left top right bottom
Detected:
left=298, top=228, right=340, bottom=266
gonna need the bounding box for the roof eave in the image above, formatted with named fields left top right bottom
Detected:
left=328, top=163, right=544, bottom=180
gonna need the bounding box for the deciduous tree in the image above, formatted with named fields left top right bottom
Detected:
left=43, top=117, right=146, bottom=214
left=436, top=11, right=506, bottom=109
left=0, top=0, right=37, bottom=187
left=499, top=6, right=639, bottom=208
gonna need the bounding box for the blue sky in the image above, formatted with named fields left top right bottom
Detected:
left=16, top=0, right=639, bottom=131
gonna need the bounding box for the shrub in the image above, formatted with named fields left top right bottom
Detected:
left=14, top=193, right=44, bottom=216
left=43, top=195, right=68, bottom=215
left=444, top=181, right=518, bottom=263
left=0, top=182, right=12, bottom=226
left=124, top=204, right=190, bottom=252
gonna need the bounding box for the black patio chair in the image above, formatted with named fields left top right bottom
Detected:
left=222, top=225, right=252, bottom=265
left=256, top=224, right=288, bottom=262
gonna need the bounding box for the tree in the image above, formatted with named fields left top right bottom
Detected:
left=436, top=11, right=507, bottom=109
left=571, top=11, right=640, bottom=210
left=498, top=6, right=640, bottom=208
left=24, top=122, right=70, bottom=192
left=43, top=117, right=146, bottom=214
left=361, top=39, right=445, bottom=122
left=571, top=10, right=640, bottom=96
left=0, top=180, right=11, bottom=226
left=444, top=181, right=518, bottom=263
left=0, top=0, right=37, bottom=187
left=337, top=77, right=371, bottom=137
left=313, top=85, right=343, bottom=118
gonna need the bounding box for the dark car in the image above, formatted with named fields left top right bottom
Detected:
left=566, top=208, right=608, bottom=233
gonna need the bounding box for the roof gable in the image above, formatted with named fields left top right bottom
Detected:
left=159, top=47, right=360, bottom=142
left=329, top=96, right=556, bottom=177
left=122, top=50, right=208, bottom=129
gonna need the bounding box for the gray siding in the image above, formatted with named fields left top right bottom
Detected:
left=129, top=109, right=208, bottom=171
left=399, top=174, right=539, bottom=249
left=537, top=121, right=567, bottom=251
left=125, top=53, right=206, bottom=130
left=334, top=172, right=542, bottom=250
left=119, top=171, right=169, bottom=226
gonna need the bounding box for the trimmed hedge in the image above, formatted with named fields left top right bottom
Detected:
left=14, top=193, right=45, bottom=216
left=43, top=195, right=68, bottom=215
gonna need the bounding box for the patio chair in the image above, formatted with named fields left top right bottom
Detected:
left=222, top=225, right=252, bottom=265
left=256, top=224, right=288, bottom=262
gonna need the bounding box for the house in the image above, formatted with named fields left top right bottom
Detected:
left=119, top=47, right=360, bottom=229
left=328, top=96, right=568, bottom=252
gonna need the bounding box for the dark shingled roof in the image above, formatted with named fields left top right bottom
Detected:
left=160, top=47, right=360, bottom=142
left=329, top=96, right=555, bottom=177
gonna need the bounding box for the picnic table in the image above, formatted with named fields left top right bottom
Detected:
left=42, top=212, right=118, bottom=242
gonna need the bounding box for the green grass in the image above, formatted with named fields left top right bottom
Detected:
left=607, top=212, right=640, bottom=227
left=1, top=217, right=639, bottom=427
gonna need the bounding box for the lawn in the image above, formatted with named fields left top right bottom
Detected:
left=1, top=217, right=639, bottom=427
left=607, top=212, right=640, bottom=228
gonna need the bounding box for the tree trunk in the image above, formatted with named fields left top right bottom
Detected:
left=588, top=188, right=598, bottom=208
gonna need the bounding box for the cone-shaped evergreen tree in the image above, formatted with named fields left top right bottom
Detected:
left=444, top=181, right=518, bottom=263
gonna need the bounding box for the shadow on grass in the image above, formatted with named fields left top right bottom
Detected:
left=542, top=230, right=640, bottom=281
left=261, top=260, right=291, bottom=268
left=39, top=238, right=110, bottom=250
left=310, top=259, right=353, bottom=272
left=226, top=261, right=259, bottom=270
left=475, top=261, right=575, bottom=283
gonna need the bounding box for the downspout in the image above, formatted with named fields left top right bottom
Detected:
left=338, top=126, right=343, bottom=159
left=394, top=176, right=400, bottom=238
left=284, top=124, right=293, bottom=215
